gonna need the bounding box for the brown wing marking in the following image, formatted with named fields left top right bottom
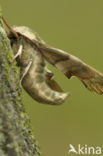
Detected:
left=38, top=43, right=103, bottom=95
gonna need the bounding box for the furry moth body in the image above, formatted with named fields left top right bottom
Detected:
left=9, top=26, right=69, bottom=105
left=8, top=26, right=103, bottom=106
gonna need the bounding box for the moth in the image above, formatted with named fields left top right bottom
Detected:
left=2, top=17, right=103, bottom=105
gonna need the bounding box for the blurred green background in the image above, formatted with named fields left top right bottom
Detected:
left=1, top=0, right=103, bottom=155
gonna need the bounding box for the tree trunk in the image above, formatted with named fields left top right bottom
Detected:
left=0, top=9, right=41, bottom=156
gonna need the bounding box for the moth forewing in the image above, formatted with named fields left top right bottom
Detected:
left=38, top=42, right=103, bottom=94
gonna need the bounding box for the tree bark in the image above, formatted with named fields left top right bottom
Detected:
left=0, top=9, right=41, bottom=156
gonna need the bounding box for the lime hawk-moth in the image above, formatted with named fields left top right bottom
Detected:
left=2, top=17, right=103, bottom=105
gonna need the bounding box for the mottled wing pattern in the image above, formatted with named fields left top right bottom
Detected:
left=46, top=78, right=63, bottom=92
left=38, top=42, right=103, bottom=95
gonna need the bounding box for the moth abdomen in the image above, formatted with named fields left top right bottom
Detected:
left=22, top=59, right=69, bottom=105
left=26, top=80, right=69, bottom=105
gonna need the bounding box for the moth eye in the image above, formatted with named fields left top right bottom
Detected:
left=8, top=35, right=18, bottom=46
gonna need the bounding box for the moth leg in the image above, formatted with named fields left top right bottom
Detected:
left=20, top=59, right=32, bottom=84
left=11, top=45, right=23, bottom=63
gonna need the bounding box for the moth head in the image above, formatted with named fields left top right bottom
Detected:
left=8, top=30, right=18, bottom=46
left=8, top=26, right=45, bottom=44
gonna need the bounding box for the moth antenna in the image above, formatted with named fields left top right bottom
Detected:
left=2, top=16, right=19, bottom=40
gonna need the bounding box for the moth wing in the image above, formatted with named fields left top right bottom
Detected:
left=46, top=78, right=63, bottom=92
left=38, top=43, right=103, bottom=95
left=44, top=66, right=63, bottom=92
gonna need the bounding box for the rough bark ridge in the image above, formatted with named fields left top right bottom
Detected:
left=0, top=9, right=41, bottom=156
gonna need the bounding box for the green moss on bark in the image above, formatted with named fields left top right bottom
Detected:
left=0, top=10, right=41, bottom=156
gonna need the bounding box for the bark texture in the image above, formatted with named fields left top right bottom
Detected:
left=0, top=9, right=41, bottom=156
